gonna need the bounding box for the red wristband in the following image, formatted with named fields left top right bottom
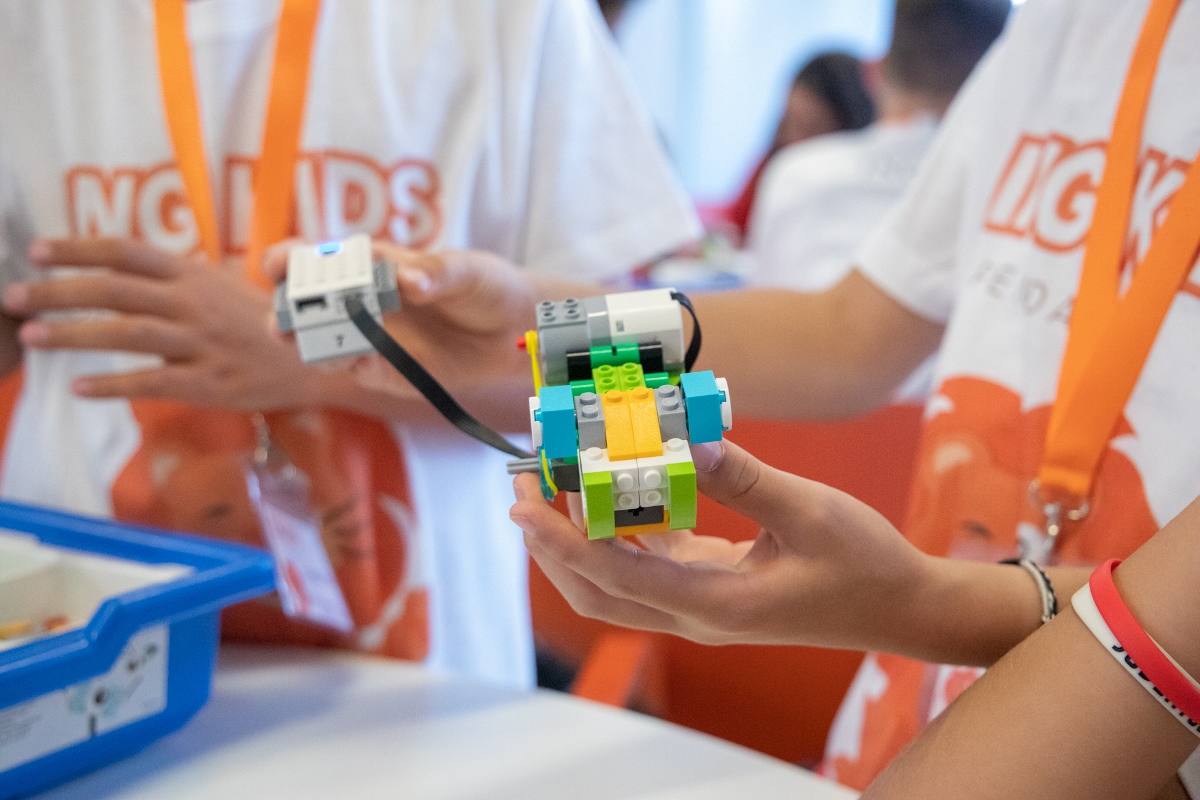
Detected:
left=1090, top=559, right=1200, bottom=723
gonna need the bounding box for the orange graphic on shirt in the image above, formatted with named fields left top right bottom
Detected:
left=111, top=401, right=428, bottom=660
left=983, top=131, right=1199, bottom=294
left=826, top=376, right=1159, bottom=790
left=65, top=150, right=443, bottom=256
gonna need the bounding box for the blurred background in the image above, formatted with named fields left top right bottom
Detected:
left=613, top=0, right=892, bottom=207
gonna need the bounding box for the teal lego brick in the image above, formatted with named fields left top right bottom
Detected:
left=680, top=370, right=725, bottom=443
left=539, top=384, right=578, bottom=460
left=583, top=470, right=616, bottom=539
left=666, top=461, right=697, bottom=529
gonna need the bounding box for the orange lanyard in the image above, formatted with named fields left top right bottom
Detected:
left=1037, top=0, right=1200, bottom=532
left=153, top=0, right=321, bottom=289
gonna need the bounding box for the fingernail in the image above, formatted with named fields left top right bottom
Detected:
left=27, top=240, right=50, bottom=263
left=512, top=478, right=529, bottom=502
left=397, top=266, right=432, bottom=293
left=691, top=441, right=724, bottom=473
left=3, top=284, right=27, bottom=312
left=18, top=321, right=46, bottom=345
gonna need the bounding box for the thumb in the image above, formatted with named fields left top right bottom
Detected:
left=260, top=237, right=306, bottom=285
left=692, top=439, right=826, bottom=533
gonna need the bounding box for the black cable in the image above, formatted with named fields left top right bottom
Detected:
left=671, top=290, right=702, bottom=372
left=344, top=295, right=534, bottom=460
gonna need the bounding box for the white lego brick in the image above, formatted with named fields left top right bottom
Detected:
left=529, top=397, right=543, bottom=450
left=640, top=488, right=665, bottom=507
left=579, top=447, right=613, bottom=475
left=716, top=377, right=733, bottom=431
left=639, top=462, right=665, bottom=489
left=637, top=458, right=667, bottom=492
left=603, top=287, right=686, bottom=369
left=615, top=492, right=639, bottom=510
left=286, top=233, right=374, bottom=301
left=661, top=438, right=693, bottom=464
left=608, top=457, right=640, bottom=506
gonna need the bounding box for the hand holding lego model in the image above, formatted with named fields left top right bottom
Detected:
left=511, top=439, right=941, bottom=652
left=516, top=289, right=733, bottom=540
left=263, top=238, right=536, bottom=420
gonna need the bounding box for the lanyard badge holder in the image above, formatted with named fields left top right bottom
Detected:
left=1026, top=0, right=1200, bottom=560
left=245, top=413, right=354, bottom=632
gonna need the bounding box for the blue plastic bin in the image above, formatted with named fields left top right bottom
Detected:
left=0, top=501, right=275, bottom=798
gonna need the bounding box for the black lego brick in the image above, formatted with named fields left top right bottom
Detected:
left=614, top=505, right=665, bottom=528
left=638, top=342, right=664, bottom=374
left=552, top=463, right=581, bottom=493
left=567, top=350, right=593, bottom=383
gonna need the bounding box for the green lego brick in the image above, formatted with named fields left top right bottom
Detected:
left=644, top=372, right=671, bottom=389
left=666, top=461, right=697, bottom=529
left=583, top=470, right=615, bottom=539
left=614, top=342, right=639, bottom=363
left=617, top=362, right=646, bottom=390
left=589, top=344, right=620, bottom=368
left=561, top=455, right=578, bottom=465
left=589, top=342, right=641, bottom=368
left=570, top=379, right=597, bottom=396
left=593, top=364, right=620, bottom=393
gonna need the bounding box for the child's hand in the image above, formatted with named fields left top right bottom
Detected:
left=512, top=439, right=939, bottom=653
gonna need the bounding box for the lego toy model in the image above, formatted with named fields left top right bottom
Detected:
left=514, top=290, right=732, bottom=539
left=278, top=237, right=731, bottom=540
left=274, top=233, right=399, bottom=362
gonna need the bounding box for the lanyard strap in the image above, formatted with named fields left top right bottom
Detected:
left=153, top=0, right=321, bottom=289
left=1038, top=0, right=1200, bottom=500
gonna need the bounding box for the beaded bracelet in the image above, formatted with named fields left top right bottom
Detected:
left=1001, top=557, right=1058, bottom=625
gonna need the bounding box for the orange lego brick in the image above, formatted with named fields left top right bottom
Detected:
left=628, top=387, right=664, bottom=458
left=602, top=389, right=636, bottom=461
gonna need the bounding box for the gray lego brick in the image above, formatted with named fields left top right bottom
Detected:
left=654, top=384, right=689, bottom=442
left=295, top=320, right=374, bottom=362
left=584, top=295, right=610, bottom=347
left=273, top=284, right=294, bottom=332
left=374, top=260, right=400, bottom=312
left=574, top=392, right=607, bottom=450
left=536, top=299, right=590, bottom=386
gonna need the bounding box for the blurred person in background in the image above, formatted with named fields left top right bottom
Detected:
left=748, top=0, right=1010, bottom=293
left=0, top=0, right=698, bottom=690
left=724, top=52, right=876, bottom=241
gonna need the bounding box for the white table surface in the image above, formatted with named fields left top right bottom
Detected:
left=38, top=645, right=857, bottom=800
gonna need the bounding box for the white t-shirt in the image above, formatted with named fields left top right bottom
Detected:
left=860, top=0, right=1200, bottom=533
left=747, top=117, right=939, bottom=401
left=0, top=0, right=699, bottom=688
left=824, top=0, right=1200, bottom=785
left=748, top=116, right=938, bottom=293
